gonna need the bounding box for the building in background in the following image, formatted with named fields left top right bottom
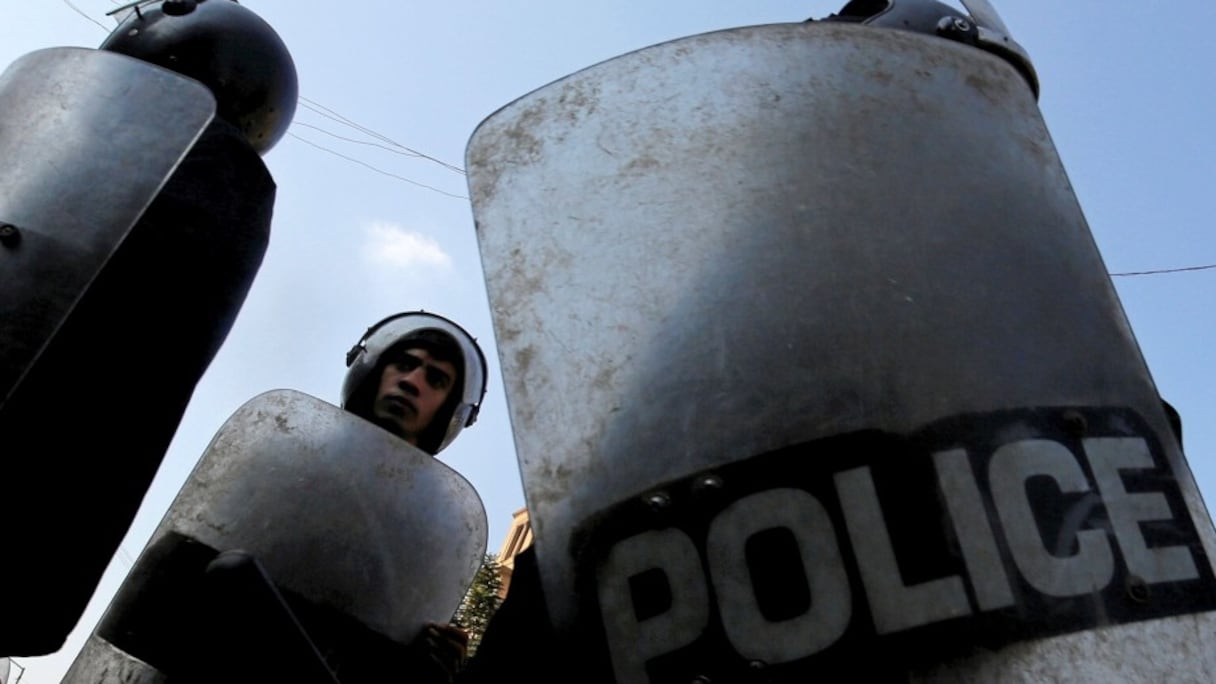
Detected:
left=493, top=508, right=532, bottom=598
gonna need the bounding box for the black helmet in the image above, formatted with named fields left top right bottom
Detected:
left=822, top=0, right=969, bottom=34
left=342, top=312, right=488, bottom=454
left=816, top=0, right=1038, bottom=96
left=100, top=0, right=298, bottom=154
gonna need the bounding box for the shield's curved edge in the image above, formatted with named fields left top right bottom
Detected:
left=152, top=389, right=488, bottom=641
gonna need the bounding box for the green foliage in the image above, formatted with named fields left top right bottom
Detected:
left=454, top=554, right=504, bottom=656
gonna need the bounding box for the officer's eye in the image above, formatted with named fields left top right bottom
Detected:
left=426, top=366, right=452, bottom=391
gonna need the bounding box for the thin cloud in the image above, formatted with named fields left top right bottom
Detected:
left=362, top=221, right=453, bottom=271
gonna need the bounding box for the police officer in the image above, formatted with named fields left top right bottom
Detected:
left=58, top=311, right=489, bottom=684
left=340, top=311, right=489, bottom=681
left=0, top=0, right=293, bottom=654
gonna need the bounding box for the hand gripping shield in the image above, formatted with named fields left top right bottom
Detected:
left=63, top=390, right=488, bottom=682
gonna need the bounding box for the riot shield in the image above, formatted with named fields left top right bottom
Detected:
left=0, top=47, right=213, bottom=405
left=467, top=19, right=1216, bottom=683
left=62, top=390, right=488, bottom=682
left=0, top=47, right=277, bottom=655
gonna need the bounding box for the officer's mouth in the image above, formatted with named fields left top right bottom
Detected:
left=381, top=395, right=417, bottom=417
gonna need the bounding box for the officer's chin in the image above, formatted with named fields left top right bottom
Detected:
left=359, top=408, right=403, bottom=435
left=365, top=414, right=410, bottom=441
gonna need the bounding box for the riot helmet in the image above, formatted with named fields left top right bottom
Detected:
left=100, top=0, right=298, bottom=154
left=816, top=0, right=1038, bottom=96
left=342, top=312, right=487, bottom=455
left=821, top=0, right=969, bottom=34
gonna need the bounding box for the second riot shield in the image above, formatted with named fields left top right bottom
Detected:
left=0, top=47, right=241, bottom=656
left=63, top=390, right=488, bottom=682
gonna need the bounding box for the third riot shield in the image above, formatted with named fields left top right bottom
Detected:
left=0, top=44, right=279, bottom=655
left=63, top=390, right=488, bottom=683
left=466, top=9, right=1216, bottom=684
left=1, top=0, right=292, bottom=655
left=0, top=46, right=240, bottom=655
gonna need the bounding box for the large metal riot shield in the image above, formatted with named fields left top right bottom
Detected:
left=63, top=390, right=488, bottom=683
left=0, top=46, right=277, bottom=655
left=466, top=19, right=1216, bottom=684
left=0, top=47, right=213, bottom=407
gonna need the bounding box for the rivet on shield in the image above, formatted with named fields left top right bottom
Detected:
left=644, top=492, right=671, bottom=514
left=1062, top=410, right=1088, bottom=437
left=0, top=223, right=21, bottom=248
left=691, top=474, right=725, bottom=503
left=1126, top=575, right=1151, bottom=603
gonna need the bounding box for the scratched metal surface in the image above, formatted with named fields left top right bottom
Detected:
left=64, top=388, right=487, bottom=684
left=160, top=389, right=487, bottom=640
left=0, top=48, right=213, bottom=405
left=467, top=20, right=1215, bottom=680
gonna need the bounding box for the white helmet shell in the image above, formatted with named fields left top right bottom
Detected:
left=342, top=312, right=487, bottom=454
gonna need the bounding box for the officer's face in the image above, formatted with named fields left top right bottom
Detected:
left=372, top=348, right=457, bottom=446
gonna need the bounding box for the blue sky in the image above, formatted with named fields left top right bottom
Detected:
left=4, top=1, right=1212, bottom=681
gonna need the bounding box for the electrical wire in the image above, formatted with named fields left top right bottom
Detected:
left=116, top=544, right=137, bottom=569
left=7, top=657, right=26, bottom=684
left=1110, top=264, right=1216, bottom=277
left=49, top=1, right=1216, bottom=276
left=55, top=0, right=470, bottom=187
left=60, top=0, right=110, bottom=30
left=292, top=120, right=448, bottom=160
left=297, top=97, right=466, bottom=175
left=288, top=133, right=468, bottom=200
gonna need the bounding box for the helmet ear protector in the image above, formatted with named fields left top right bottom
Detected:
left=342, top=311, right=488, bottom=453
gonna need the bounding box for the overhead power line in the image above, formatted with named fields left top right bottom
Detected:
left=292, top=121, right=441, bottom=158
left=6, top=657, right=26, bottom=684
left=298, top=97, right=466, bottom=175
left=1110, top=264, right=1216, bottom=277
left=57, top=0, right=470, bottom=198
left=288, top=133, right=468, bottom=200
left=116, top=544, right=136, bottom=569
left=61, top=0, right=109, bottom=30
left=51, top=2, right=1216, bottom=276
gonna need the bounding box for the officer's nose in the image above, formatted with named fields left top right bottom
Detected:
left=397, top=368, right=423, bottom=396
